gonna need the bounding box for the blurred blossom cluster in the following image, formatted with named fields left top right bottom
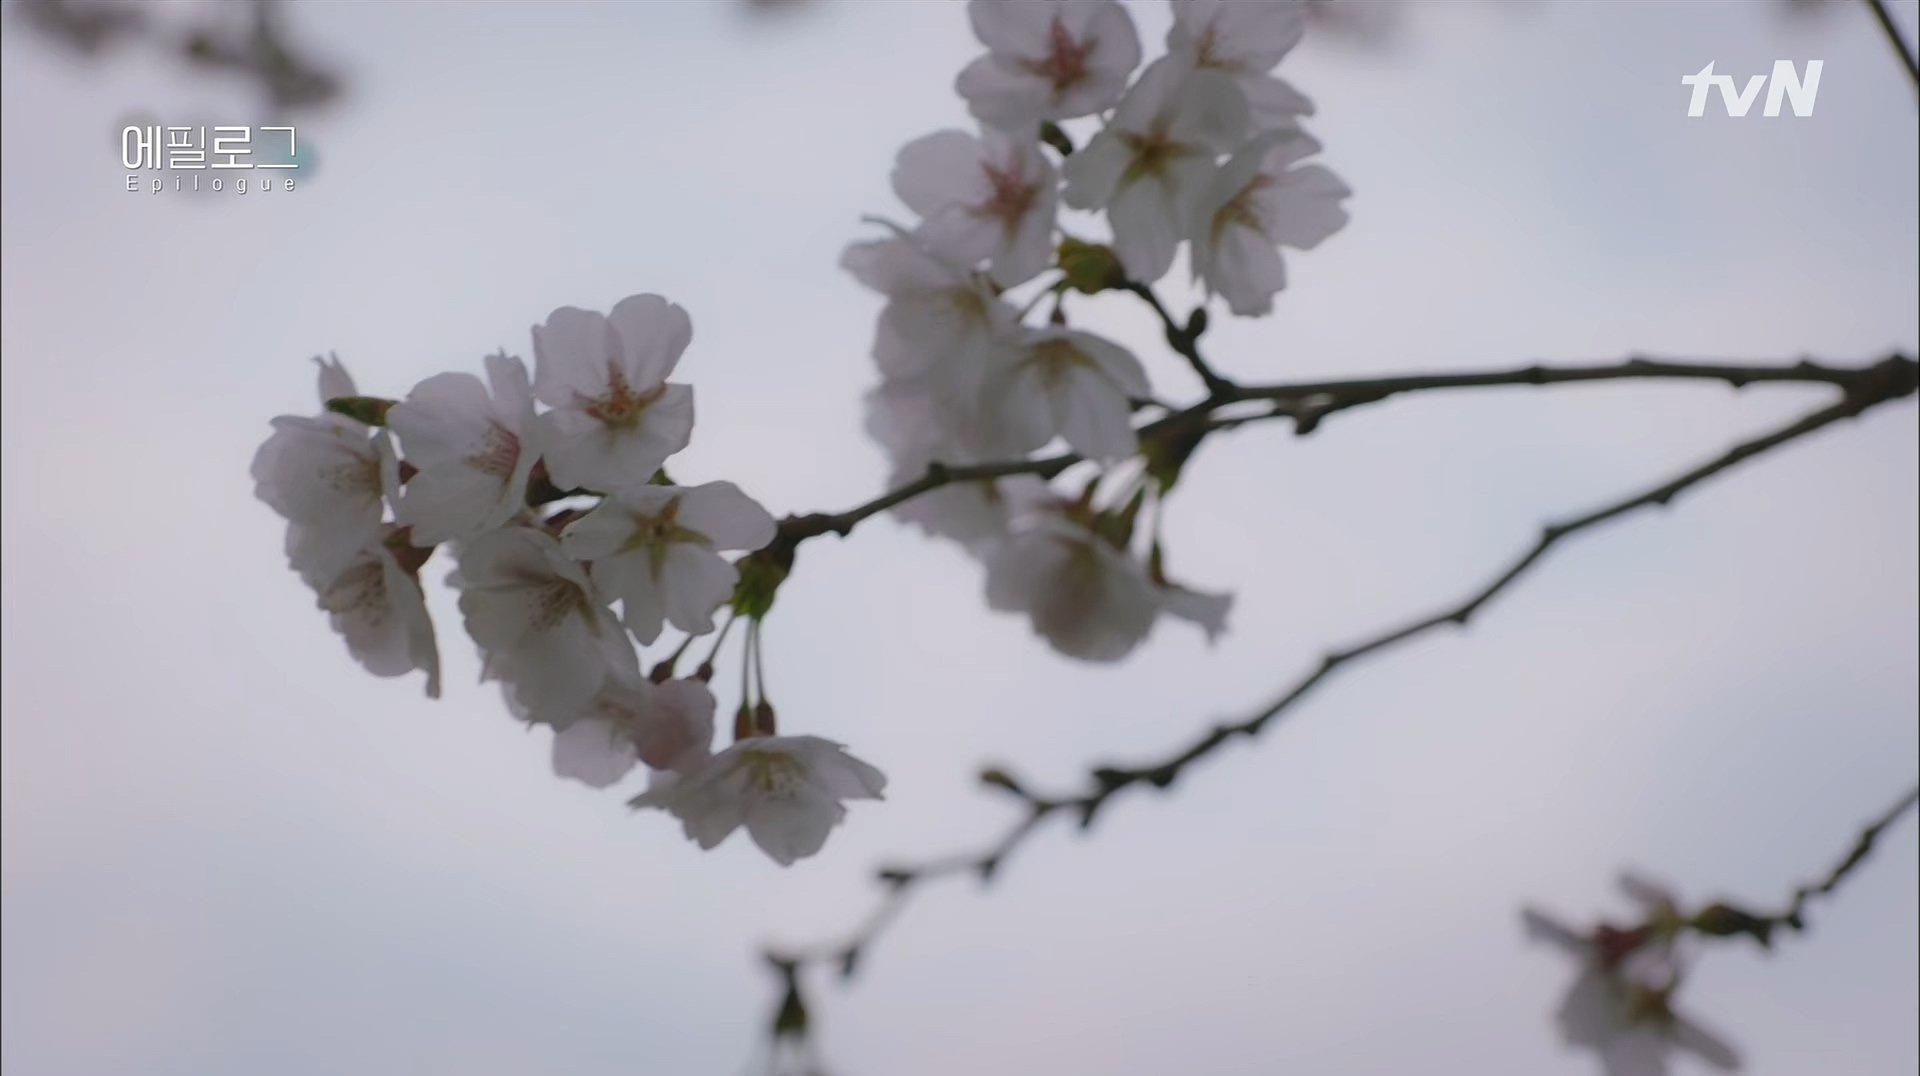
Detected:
left=1524, top=877, right=1744, bottom=1076
left=252, top=0, right=1355, bottom=866
left=849, top=0, right=1349, bottom=661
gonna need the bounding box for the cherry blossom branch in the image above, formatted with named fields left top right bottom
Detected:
left=1223, top=354, right=1918, bottom=421
left=1865, top=0, right=1920, bottom=92
left=1122, top=280, right=1233, bottom=395
left=760, top=356, right=1918, bottom=1041
left=1685, top=784, right=1920, bottom=948
left=772, top=354, right=1919, bottom=549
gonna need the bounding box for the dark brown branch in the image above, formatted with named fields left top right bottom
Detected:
left=774, top=355, right=1918, bottom=549
left=1865, top=0, right=1920, bottom=93
left=1227, top=354, right=1914, bottom=406
left=1691, top=784, right=1920, bottom=947
left=1122, top=281, right=1231, bottom=395
left=765, top=359, right=1917, bottom=1001
left=778, top=454, right=1082, bottom=544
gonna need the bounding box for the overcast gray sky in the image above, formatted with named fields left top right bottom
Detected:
left=4, top=2, right=1917, bottom=1074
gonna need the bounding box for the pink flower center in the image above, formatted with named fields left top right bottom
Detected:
left=583, top=366, right=664, bottom=427
left=1213, top=173, right=1276, bottom=241
left=464, top=421, right=522, bottom=479
left=976, top=160, right=1038, bottom=235
left=1025, top=17, right=1091, bottom=93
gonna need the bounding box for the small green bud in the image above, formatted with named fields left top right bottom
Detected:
left=730, top=543, right=794, bottom=619
left=1142, top=416, right=1209, bottom=493
left=1038, top=120, right=1075, bottom=157
left=1690, top=902, right=1777, bottom=947
left=772, top=982, right=808, bottom=1039
left=325, top=395, right=395, bottom=426
left=1057, top=238, right=1124, bottom=295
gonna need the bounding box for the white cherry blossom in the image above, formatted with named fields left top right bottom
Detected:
left=892, top=126, right=1059, bottom=288
left=983, top=326, right=1149, bottom=462
left=630, top=735, right=887, bottom=866
left=450, top=526, right=638, bottom=716
left=1190, top=129, right=1350, bottom=316
left=986, top=500, right=1234, bottom=660
left=387, top=352, right=539, bottom=544
left=1062, top=58, right=1250, bottom=282
left=310, top=529, right=441, bottom=698
left=1167, top=0, right=1314, bottom=132
left=956, top=0, right=1142, bottom=129
left=841, top=231, right=1016, bottom=396
left=253, top=414, right=398, bottom=584
left=985, top=510, right=1162, bottom=662
left=1522, top=878, right=1742, bottom=1076
left=560, top=481, right=779, bottom=645
left=550, top=674, right=716, bottom=788
left=531, top=294, right=695, bottom=493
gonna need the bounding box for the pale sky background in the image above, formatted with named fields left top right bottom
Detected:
left=3, top=2, right=1918, bottom=1074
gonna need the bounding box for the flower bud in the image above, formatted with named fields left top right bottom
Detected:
left=731, top=543, right=794, bottom=619
left=324, top=395, right=396, bottom=426
left=1057, top=238, right=1124, bottom=295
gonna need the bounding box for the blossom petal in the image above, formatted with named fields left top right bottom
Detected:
left=552, top=717, right=640, bottom=788
left=531, top=306, right=620, bottom=406
left=658, top=544, right=738, bottom=637
left=608, top=293, right=693, bottom=386
left=676, top=481, right=779, bottom=552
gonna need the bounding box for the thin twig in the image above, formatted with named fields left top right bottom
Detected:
left=1865, top=0, right=1920, bottom=93
left=1123, top=281, right=1233, bottom=395
left=1776, top=784, right=1919, bottom=925
left=765, top=363, right=1918, bottom=998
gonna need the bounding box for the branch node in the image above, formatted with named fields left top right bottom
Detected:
left=876, top=867, right=915, bottom=890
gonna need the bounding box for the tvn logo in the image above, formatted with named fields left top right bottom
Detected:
left=1683, top=61, right=1823, bottom=117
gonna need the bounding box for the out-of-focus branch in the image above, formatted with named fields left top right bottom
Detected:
left=1864, top=0, right=1920, bottom=92
left=1689, top=784, right=1920, bottom=947
left=1123, top=280, right=1233, bottom=395
left=13, top=0, right=342, bottom=110
left=762, top=354, right=1918, bottom=1042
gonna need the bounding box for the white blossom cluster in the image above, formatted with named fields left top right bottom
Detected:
left=252, top=299, right=884, bottom=866
left=1523, top=876, right=1744, bottom=1076
left=848, top=0, right=1350, bottom=663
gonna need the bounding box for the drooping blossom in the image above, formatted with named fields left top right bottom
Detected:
left=986, top=500, right=1233, bottom=661
left=310, top=527, right=441, bottom=698
left=1522, top=877, right=1743, bottom=1076
left=560, top=481, right=779, bottom=644
left=1167, top=0, right=1314, bottom=132
left=891, top=126, right=1059, bottom=288
left=630, top=735, right=887, bottom=866
left=982, top=325, right=1149, bottom=461
left=956, top=0, right=1142, bottom=129
left=530, top=294, right=695, bottom=493
left=985, top=509, right=1163, bottom=662
left=387, top=351, right=540, bottom=544
left=450, top=526, right=637, bottom=715
left=550, top=673, right=716, bottom=788
left=1190, top=129, right=1350, bottom=316
left=1062, top=58, right=1249, bottom=281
